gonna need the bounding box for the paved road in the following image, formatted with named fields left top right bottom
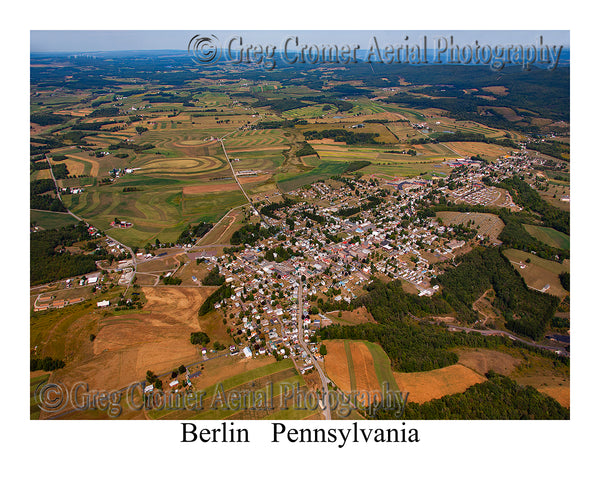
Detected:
left=445, top=323, right=569, bottom=356
left=297, top=280, right=332, bottom=420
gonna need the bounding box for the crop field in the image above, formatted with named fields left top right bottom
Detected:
left=411, top=142, right=459, bottom=158
left=295, top=121, right=398, bottom=144
left=426, top=117, right=508, bottom=138
left=386, top=121, right=428, bottom=141
left=324, top=339, right=400, bottom=404
left=523, top=224, right=570, bottom=249
left=443, top=141, right=512, bottom=160
left=502, top=248, right=569, bottom=298
left=276, top=158, right=349, bottom=192
left=436, top=211, right=505, bottom=243
left=393, top=364, right=486, bottom=404
left=64, top=179, right=246, bottom=245
left=362, top=158, right=452, bottom=178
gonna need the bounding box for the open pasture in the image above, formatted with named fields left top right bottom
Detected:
left=523, top=224, right=570, bottom=250
left=502, top=248, right=569, bottom=298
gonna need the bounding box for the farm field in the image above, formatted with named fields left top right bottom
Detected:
left=276, top=158, right=349, bottom=192
left=523, top=224, right=570, bottom=249
left=64, top=183, right=247, bottom=246
left=436, top=211, right=505, bottom=243
left=393, top=364, right=486, bottom=404
left=149, top=358, right=314, bottom=421
left=427, top=117, right=509, bottom=138
left=443, top=141, right=513, bottom=160
left=502, top=248, right=570, bottom=298
left=324, top=339, right=400, bottom=404
left=42, top=286, right=217, bottom=399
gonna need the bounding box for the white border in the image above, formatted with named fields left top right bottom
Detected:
left=3, top=0, right=597, bottom=477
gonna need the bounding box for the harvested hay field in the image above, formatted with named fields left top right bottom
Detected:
left=443, top=141, right=511, bottom=159
left=537, top=385, right=570, bottom=408
left=324, top=340, right=353, bottom=393
left=182, top=182, right=240, bottom=194
left=393, top=364, right=486, bottom=404
left=349, top=342, right=381, bottom=396
left=50, top=287, right=216, bottom=393
left=457, top=348, right=521, bottom=375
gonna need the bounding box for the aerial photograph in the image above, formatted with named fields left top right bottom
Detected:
left=29, top=30, right=571, bottom=421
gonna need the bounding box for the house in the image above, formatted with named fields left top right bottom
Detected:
left=97, top=300, right=110, bottom=308
left=242, top=346, right=252, bottom=358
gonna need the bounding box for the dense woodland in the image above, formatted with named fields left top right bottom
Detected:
left=435, top=247, right=560, bottom=338
left=30, top=223, right=112, bottom=285
left=367, top=372, right=569, bottom=420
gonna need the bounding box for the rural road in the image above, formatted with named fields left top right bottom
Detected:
left=45, top=155, right=138, bottom=293
left=297, top=280, right=332, bottom=420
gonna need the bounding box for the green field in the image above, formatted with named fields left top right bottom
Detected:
left=31, top=210, right=79, bottom=230
left=344, top=340, right=357, bottom=393
left=276, top=159, right=349, bottom=192
left=524, top=224, right=570, bottom=250
left=364, top=341, right=401, bottom=391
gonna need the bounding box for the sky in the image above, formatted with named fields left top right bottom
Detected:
left=30, top=30, right=569, bottom=53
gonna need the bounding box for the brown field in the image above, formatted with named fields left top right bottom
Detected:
left=349, top=342, right=381, bottom=395
left=444, top=141, right=511, bottom=159
left=238, top=174, right=271, bottom=184
left=456, top=348, right=521, bottom=375
left=323, top=340, right=352, bottom=392
left=537, top=385, right=570, bottom=408
left=63, top=154, right=100, bottom=177
left=329, top=306, right=375, bottom=326
left=48, top=287, right=217, bottom=397
left=482, top=86, right=509, bottom=96
left=393, top=365, right=486, bottom=404
left=197, top=207, right=247, bottom=246
left=136, top=256, right=181, bottom=274
left=182, top=182, right=240, bottom=194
